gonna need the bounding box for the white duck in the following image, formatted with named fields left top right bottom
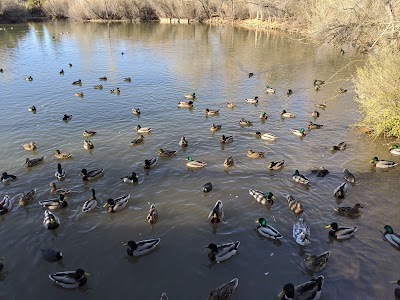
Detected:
left=293, top=217, right=311, bottom=246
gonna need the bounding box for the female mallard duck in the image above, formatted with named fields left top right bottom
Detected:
left=261, top=133, right=277, bottom=141
left=333, top=182, right=348, bottom=198
left=179, top=136, right=188, bottom=147
left=220, top=135, right=233, bottom=144
left=304, top=252, right=331, bottom=273
left=41, top=248, right=62, bottom=262
left=25, top=157, right=44, bottom=167
left=382, top=225, right=400, bottom=249
left=23, top=142, right=37, bottom=151
left=210, top=123, right=222, bottom=132
left=82, top=189, right=97, bottom=212
left=391, top=280, right=400, bottom=298
left=286, top=195, right=304, bottom=214
left=249, top=190, right=276, bottom=206
left=1, top=172, right=17, bottom=183
left=49, top=182, right=71, bottom=196
left=99, top=76, right=107, bottom=81
left=268, top=160, right=284, bottom=170
left=245, top=96, right=258, bottom=104
left=19, top=189, right=36, bottom=206
left=72, top=79, right=82, bottom=85
left=135, top=125, right=152, bottom=133
left=157, top=149, right=177, bottom=157
left=292, top=170, right=309, bottom=185
left=279, top=275, right=324, bottom=300
left=311, top=166, right=329, bottom=177
left=205, top=108, right=220, bottom=116
left=184, top=92, right=196, bottom=100
left=39, top=194, right=68, bottom=210
left=311, top=110, right=320, bottom=118
left=178, top=101, right=194, bottom=108
left=143, top=158, right=158, bottom=169
left=331, top=142, right=346, bottom=152
left=208, top=278, right=238, bottom=300
left=325, top=222, right=357, bottom=239
left=131, top=135, right=144, bottom=145
left=281, top=110, right=296, bottom=118
left=74, top=92, right=84, bottom=97
left=132, top=108, right=141, bottom=116
left=308, top=121, right=323, bottom=129
left=239, top=118, right=252, bottom=126
left=43, top=210, right=60, bottom=230
left=110, top=88, right=121, bottom=94
left=370, top=157, right=398, bottom=168
left=334, top=203, right=363, bottom=217
left=48, top=269, right=88, bottom=289
left=293, top=218, right=311, bottom=246
left=259, top=112, right=268, bottom=120
left=247, top=150, right=265, bottom=158
left=125, top=238, right=161, bottom=256
left=315, top=102, right=327, bottom=109
left=103, top=194, right=130, bottom=213
left=265, top=85, right=276, bottom=93
left=338, top=88, right=347, bottom=93
left=28, top=106, right=36, bottom=113
left=124, top=77, right=131, bottom=82
left=0, top=195, right=12, bottom=214
left=25, top=76, right=33, bottom=81
left=314, top=79, right=325, bottom=86
left=54, top=150, right=72, bottom=159
left=80, top=168, right=104, bottom=181
left=203, top=182, right=213, bottom=192
left=186, top=156, right=207, bottom=169
left=83, top=130, right=96, bottom=138
left=208, top=200, right=225, bottom=223
left=83, top=140, right=94, bottom=150
left=343, top=168, right=356, bottom=183
left=255, top=218, right=283, bottom=239
left=94, top=84, right=103, bottom=90
left=291, top=128, right=306, bottom=137
left=62, top=114, right=72, bottom=122
left=205, top=241, right=240, bottom=263
left=224, top=156, right=234, bottom=167
left=121, top=171, right=138, bottom=184
left=390, top=145, right=400, bottom=155
left=147, top=204, right=159, bottom=224
left=226, top=102, right=234, bottom=109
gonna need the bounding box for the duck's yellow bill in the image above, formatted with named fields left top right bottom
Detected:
left=103, top=203, right=108, bottom=207
left=255, top=220, right=260, bottom=224
left=325, top=225, right=331, bottom=228
left=278, top=290, right=285, bottom=298
left=85, top=272, right=90, bottom=276
left=272, top=196, right=277, bottom=200
left=391, top=280, right=398, bottom=284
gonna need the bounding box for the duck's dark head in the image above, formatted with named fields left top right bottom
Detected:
left=58, top=194, right=64, bottom=203
left=354, top=203, right=363, bottom=209
left=326, top=222, right=339, bottom=230
left=278, top=283, right=295, bottom=299
left=384, top=225, right=394, bottom=234
left=91, top=189, right=96, bottom=197
left=81, top=168, right=87, bottom=175
left=294, top=170, right=300, bottom=176
left=256, top=218, right=267, bottom=227
left=126, top=240, right=137, bottom=250
left=255, top=96, right=259, bottom=100
left=2, top=172, right=7, bottom=177
left=300, top=128, right=305, bottom=134
left=370, top=157, right=379, bottom=163
left=206, top=243, right=218, bottom=253
left=75, top=268, right=88, bottom=280
left=390, top=145, right=399, bottom=150
left=281, top=110, right=287, bottom=114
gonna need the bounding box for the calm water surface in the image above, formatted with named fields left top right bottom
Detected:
left=0, top=22, right=399, bottom=300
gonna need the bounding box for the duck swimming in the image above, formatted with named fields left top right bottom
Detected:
left=186, top=156, right=207, bottom=169
left=135, top=125, right=152, bottom=133
left=268, top=160, right=284, bottom=170
left=28, top=106, right=36, bottom=113
left=265, top=85, right=276, bottom=93
left=143, top=157, right=158, bottom=169
left=315, top=102, right=327, bottom=109
left=308, top=121, right=323, bottom=129
left=131, top=135, right=144, bottom=145
left=179, top=136, right=188, bottom=147
left=220, top=135, right=233, bottom=144
left=72, top=79, right=82, bottom=85
left=103, top=195, right=130, bottom=213
left=245, top=96, right=258, bottom=104
left=223, top=156, right=234, bottom=167
left=286, top=194, right=304, bottom=214
left=210, top=123, right=222, bottom=132
left=304, top=251, right=331, bottom=273
left=291, top=128, right=306, bottom=137
left=19, top=189, right=36, bottom=206
left=279, top=275, right=324, bottom=300
left=39, top=194, right=68, bottom=210
left=124, top=77, right=131, bottom=82
left=83, top=140, right=94, bottom=150
left=281, top=110, right=296, bottom=118
left=260, top=112, right=268, bottom=120
left=80, top=168, right=104, bottom=181
left=325, top=222, right=357, bottom=239
left=205, top=241, right=240, bottom=263
left=0, top=195, right=12, bottom=214
left=312, top=110, right=320, bottom=118
left=125, top=238, right=161, bottom=256
left=43, top=210, right=60, bottom=230
left=132, top=108, right=141, bottom=116
left=184, top=92, right=196, bottom=100
left=292, top=170, right=309, bottom=185
left=110, top=88, right=121, bottom=94
left=83, top=130, right=96, bottom=138
left=330, top=142, right=346, bottom=152
left=343, top=168, right=356, bottom=183
left=249, top=190, right=276, bottom=206
left=25, top=157, right=44, bottom=167
left=49, top=182, right=71, bottom=196
left=260, top=133, right=278, bottom=141
left=208, top=200, right=225, bottom=223
left=178, top=101, right=194, bottom=108
left=48, top=268, right=88, bottom=289
left=239, top=118, right=252, bottom=126
left=389, top=145, right=400, bottom=155
left=25, top=76, right=33, bottom=81
left=121, top=171, right=138, bottom=184
left=293, top=217, right=311, bottom=246
left=1, top=172, right=17, bottom=183
left=82, top=189, right=97, bottom=212
left=54, top=150, right=72, bottom=159
left=255, top=218, right=283, bottom=239
left=202, top=182, right=213, bottom=193
left=207, top=278, right=238, bottom=300
left=314, top=79, right=325, bottom=86
left=147, top=204, right=159, bottom=224
left=205, top=108, right=220, bottom=116
left=226, top=102, right=234, bottom=109
left=287, top=89, right=293, bottom=96
left=334, top=203, right=363, bottom=217
left=99, top=76, right=107, bottom=81
left=333, top=182, right=348, bottom=198
left=382, top=225, right=400, bottom=249
left=94, top=84, right=103, bottom=90
left=59, top=69, right=64, bottom=75
left=74, top=92, right=84, bottom=97
left=157, top=148, right=176, bottom=157
left=370, top=157, right=398, bottom=168
left=62, top=114, right=72, bottom=122
left=247, top=150, right=265, bottom=158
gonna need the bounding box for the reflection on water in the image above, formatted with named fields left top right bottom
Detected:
left=0, top=21, right=399, bottom=300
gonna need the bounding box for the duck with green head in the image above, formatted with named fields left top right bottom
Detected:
left=255, top=217, right=282, bottom=239
left=370, top=157, right=398, bottom=168
left=39, top=194, right=68, bottom=210
left=291, top=128, right=306, bottom=137
left=278, top=275, right=324, bottom=300
left=383, top=225, right=400, bottom=249
left=186, top=156, right=207, bottom=168
left=390, top=145, right=400, bottom=156
left=325, top=222, right=357, bottom=239
left=205, top=241, right=240, bottom=263
left=249, top=189, right=276, bottom=205
left=208, top=200, right=225, bottom=223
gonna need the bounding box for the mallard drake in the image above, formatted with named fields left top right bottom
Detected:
left=54, top=149, right=72, bottom=159
left=179, top=136, right=188, bottom=147
left=43, top=210, right=60, bottom=230
left=132, top=108, right=141, bottom=115
left=186, top=156, right=207, bottom=168
left=25, top=157, right=44, bottom=167
left=41, top=248, right=62, bottom=262
left=304, top=252, right=330, bottom=273
left=279, top=275, right=324, bottom=300
left=82, top=189, right=97, bottom=212
left=121, top=171, right=138, bottom=184
left=203, top=182, right=213, bottom=193
left=326, top=222, right=357, bottom=239
left=39, top=194, right=68, bottom=210
left=157, top=148, right=176, bottom=157
left=184, top=92, right=196, bottom=100
left=220, top=135, right=233, bottom=144
left=124, top=77, right=131, bottom=82
left=287, top=89, right=293, bottom=96
left=343, top=168, right=356, bottom=183
left=255, top=218, right=283, bottom=239
left=293, top=217, right=311, bottom=246
left=260, top=112, right=268, bottom=120
left=143, top=158, right=158, bottom=169
left=314, top=79, right=325, bottom=86
left=49, top=182, right=71, bottom=196
left=268, top=160, right=284, bottom=170
left=207, top=278, right=238, bottom=300
left=239, top=118, right=252, bottom=126
left=205, top=108, right=220, bottom=115
left=312, top=110, right=320, bottom=118
left=135, top=125, right=152, bottom=133
left=334, top=203, right=363, bottom=217
left=208, top=200, right=225, bottom=223
left=210, top=123, right=222, bottom=132
left=247, top=150, right=265, bottom=158
left=48, top=269, right=88, bottom=288
left=110, top=88, right=120, bottom=94
left=147, top=204, right=159, bottom=224
left=0, top=195, right=12, bottom=214
left=93, top=84, right=103, bottom=90
left=265, top=85, right=276, bottom=93
left=125, top=238, right=161, bottom=256
left=83, top=140, right=94, bottom=150
left=308, top=121, right=323, bottom=129
left=224, top=156, right=234, bottom=167
left=291, top=128, right=306, bottom=137
left=315, top=102, right=326, bottom=109
left=131, top=135, right=144, bottom=145
left=178, top=101, right=194, bottom=108
left=28, top=106, right=36, bottom=113
left=72, top=79, right=82, bottom=85
left=74, top=92, right=84, bottom=97
left=59, top=69, right=64, bottom=75
left=292, top=170, right=309, bottom=185
left=226, top=102, right=234, bottom=109
left=382, top=225, right=400, bottom=248
left=370, top=157, right=398, bottom=168
left=80, top=168, right=104, bottom=181
left=205, top=241, right=240, bottom=263
left=338, top=88, right=347, bottom=93
left=103, top=194, right=130, bottom=213
left=390, top=145, right=400, bottom=155
left=22, top=142, right=37, bottom=151
left=19, top=189, right=36, bottom=206
left=25, top=76, right=33, bottom=81
left=311, top=166, right=329, bottom=177
left=331, top=142, right=346, bottom=152
left=99, top=76, right=107, bottom=81
left=1, top=172, right=17, bottom=183
left=245, top=96, right=258, bottom=104
left=281, top=110, right=296, bottom=118
left=259, top=133, right=277, bottom=141
left=391, top=280, right=400, bottom=297
left=62, top=114, right=72, bottom=121
left=333, top=182, right=348, bottom=198
left=249, top=189, right=276, bottom=205
left=83, top=130, right=96, bottom=138
left=287, top=195, right=304, bottom=214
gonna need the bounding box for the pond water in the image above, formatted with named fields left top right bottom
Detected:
left=0, top=21, right=399, bottom=300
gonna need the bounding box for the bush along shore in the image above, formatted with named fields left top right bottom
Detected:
left=1, top=0, right=399, bottom=137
